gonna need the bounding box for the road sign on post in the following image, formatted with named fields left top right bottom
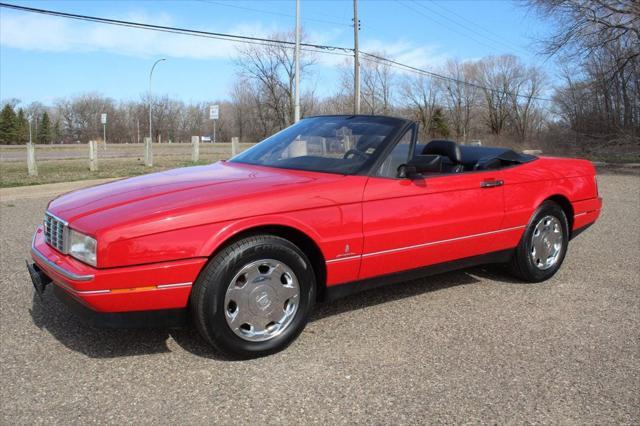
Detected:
left=100, top=113, right=107, bottom=150
left=209, top=105, right=219, bottom=143
left=209, top=105, right=219, bottom=120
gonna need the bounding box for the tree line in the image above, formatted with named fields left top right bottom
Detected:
left=530, top=0, right=639, bottom=144
left=0, top=104, right=56, bottom=144
left=0, top=52, right=553, bottom=148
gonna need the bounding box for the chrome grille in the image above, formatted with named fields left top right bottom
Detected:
left=44, top=213, right=68, bottom=253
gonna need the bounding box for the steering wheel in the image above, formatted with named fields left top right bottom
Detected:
left=343, top=149, right=368, bottom=160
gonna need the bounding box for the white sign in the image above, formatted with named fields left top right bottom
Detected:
left=209, top=105, right=219, bottom=120
left=100, top=113, right=107, bottom=124
left=201, top=136, right=211, bottom=142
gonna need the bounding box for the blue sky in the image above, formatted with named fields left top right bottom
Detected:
left=0, top=0, right=553, bottom=106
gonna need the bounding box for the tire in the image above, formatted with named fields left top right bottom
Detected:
left=508, top=201, right=570, bottom=283
left=190, top=234, right=315, bottom=358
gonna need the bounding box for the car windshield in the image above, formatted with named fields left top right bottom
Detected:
left=230, top=116, right=401, bottom=174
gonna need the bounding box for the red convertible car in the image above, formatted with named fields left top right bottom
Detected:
left=27, top=115, right=601, bottom=358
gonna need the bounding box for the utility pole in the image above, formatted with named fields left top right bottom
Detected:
left=149, top=58, right=166, bottom=144
left=353, top=0, right=360, bottom=115
left=294, top=0, right=301, bottom=122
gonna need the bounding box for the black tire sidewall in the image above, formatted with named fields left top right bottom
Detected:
left=516, top=201, right=570, bottom=282
left=196, top=236, right=315, bottom=358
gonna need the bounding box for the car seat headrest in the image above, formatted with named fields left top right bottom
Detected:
left=421, top=139, right=461, bottom=163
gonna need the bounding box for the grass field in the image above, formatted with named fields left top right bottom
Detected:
left=0, top=143, right=254, bottom=188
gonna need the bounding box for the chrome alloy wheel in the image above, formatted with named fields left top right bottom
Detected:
left=530, top=215, right=563, bottom=270
left=224, top=259, right=300, bottom=342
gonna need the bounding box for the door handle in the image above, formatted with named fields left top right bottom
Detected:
left=480, top=179, right=504, bottom=188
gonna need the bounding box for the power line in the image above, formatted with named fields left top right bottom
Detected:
left=196, top=0, right=353, bottom=28
left=360, top=51, right=553, bottom=102
left=0, top=2, right=552, bottom=102
left=394, top=0, right=528, bottom=56
left=394, top=0, right=504, bottom=53
left=0, top=2, right=353, bottom=54
left=428, top=0, right=530, bottom=53
left=408, top=0, right=531, bottom=55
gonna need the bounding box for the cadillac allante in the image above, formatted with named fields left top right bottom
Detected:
left=27, top=115, right=602, bottom=358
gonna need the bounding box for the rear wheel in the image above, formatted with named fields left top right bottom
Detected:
left=508, top=201, right=570, bottom=282
left=191, top=235, right=315, bottom=358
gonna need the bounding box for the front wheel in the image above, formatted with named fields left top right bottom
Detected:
left=190, top=235, right=316, bottom=358
left=508, top=201, right=570, bottom=282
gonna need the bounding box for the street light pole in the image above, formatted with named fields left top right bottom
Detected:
left=294, top=0, right=301, bottom=123
left=149, top=58, right=166, bottom=144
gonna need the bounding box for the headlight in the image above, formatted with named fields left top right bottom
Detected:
left=68, top=229, right=97, bottom=267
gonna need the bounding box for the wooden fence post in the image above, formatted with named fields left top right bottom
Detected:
left=191, top=136, right=200, bottom=163
left=231, top=137, right=239, bottom=157
left=144, top=137, right=153, bottom=167
left=89, top=140, right=99, bottom=171
left=26, top=143, right=38, bottom=176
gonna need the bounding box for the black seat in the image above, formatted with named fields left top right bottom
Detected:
left=473, top=157, right=502, bottom=171
left=421, top=140, right=464, bottom=173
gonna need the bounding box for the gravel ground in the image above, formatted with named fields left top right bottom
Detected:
left=1, top=173, right=638, bottom=424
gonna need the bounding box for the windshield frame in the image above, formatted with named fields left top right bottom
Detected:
left=229, top=115, right=413, bottom=176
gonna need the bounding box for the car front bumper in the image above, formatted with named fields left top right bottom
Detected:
left=29, top=226, right=207, bottom=327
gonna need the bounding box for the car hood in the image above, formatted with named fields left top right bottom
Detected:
left=48, top=161, right=360, bottom=238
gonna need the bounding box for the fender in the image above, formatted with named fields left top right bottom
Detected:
left=197, top=214, right=328, bottom=260
left=502, top=174, right=595, bottom=230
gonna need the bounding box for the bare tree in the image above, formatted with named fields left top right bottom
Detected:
left=235, top=31, right=315, bottom=131
left=361, top=53, right=395, bottom=114
left=509, top=65, right=547, bottom=143
left=474, top=55, right=518, bottom=137
left=55, top=93, right=116, bottom=143
left=439, top=59, right=479, bottom=143
left=401, top=75, right=439, bottom=140
left=528, top=0, right=639, bottom=74
left=528, top=0, right=639, bottom=138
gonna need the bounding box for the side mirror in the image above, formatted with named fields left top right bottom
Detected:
left=397, top=155, right=442, bottom=179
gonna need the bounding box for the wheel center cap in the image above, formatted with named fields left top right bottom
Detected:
left=248, top=285, right=276, bottom=316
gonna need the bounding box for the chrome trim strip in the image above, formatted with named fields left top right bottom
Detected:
left=56, top=282, right=110, bottom=295
left=326, top=255, right=361, bottom=264
left=325, top=225, right=527, bottom=263
left=156, top=282, right=193, bottom=289
left=31, top=233, right=95, bottom=282
left=361, top=225, right=526, bottom=259
left=56, top=282, right=192, bottom=295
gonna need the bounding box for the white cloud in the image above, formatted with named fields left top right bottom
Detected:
left=0, top=10, right=277, bottom=60
left=360, top=39, right=450, bottom=72
left=0, top=9, right=449, bottom=74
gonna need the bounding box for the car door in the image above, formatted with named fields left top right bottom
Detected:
left=359, top=132, right=506, bottom=280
